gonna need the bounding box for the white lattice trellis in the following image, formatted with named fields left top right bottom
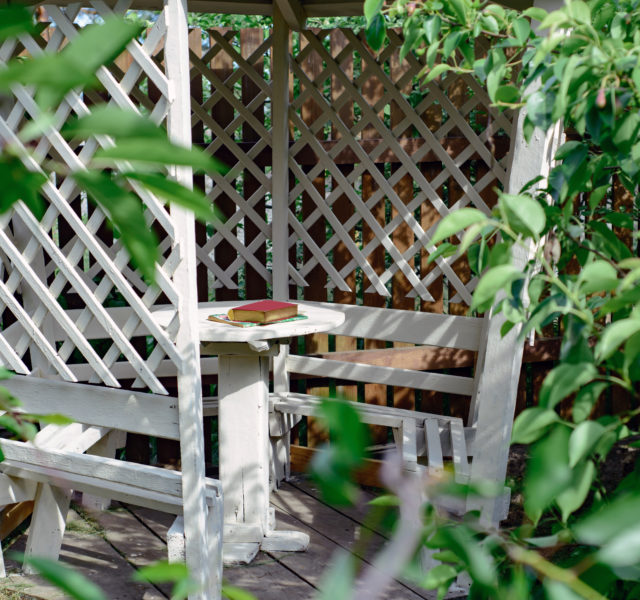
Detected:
left=0, top=2, right=186, bottom=392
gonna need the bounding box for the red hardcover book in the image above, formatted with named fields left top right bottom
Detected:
left=226, top=300, right=298, bottom=323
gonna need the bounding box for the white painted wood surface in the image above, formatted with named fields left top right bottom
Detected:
left=165, top=0, right=212, bottom=594
left=2, top=376, right=180, bottom=440
left=466, top=75, right=564, bottom=526
left=218, top=354, right=270, bottom=533
left=151, top=301, right=345, bottom=342
left=22, top=483, right=71, bottom=574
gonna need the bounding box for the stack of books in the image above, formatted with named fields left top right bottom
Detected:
left=208, top=300, right=307, bottom=328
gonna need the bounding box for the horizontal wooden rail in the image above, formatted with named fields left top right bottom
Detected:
left=198, top=135, right=510, bottom=167
left=290, top=444, right=383, bottom=489
left=304, top=337, right=561, bottom=372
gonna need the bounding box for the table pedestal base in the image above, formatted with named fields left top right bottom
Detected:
left=223, top=531, right=310, bottom=565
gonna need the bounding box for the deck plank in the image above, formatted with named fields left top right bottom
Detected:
left=129, top=505, right=315, bottom=599
left=270, top=483, right=432, bottom=599
left=1, top=509, right=164, bottom=599
left=1, top=479, right=443, bottom=599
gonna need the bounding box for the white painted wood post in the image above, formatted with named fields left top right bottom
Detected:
left=23, top=484, right=72, bottom=574
left=164, top=0, right=212, bottom=596
left=467, top=92, right=564, bottom=527
left=269, top=8, right=294, bottom=487
left=270, top=5, right=290, bottom=302
left=218, top=354, right=270, bottom=534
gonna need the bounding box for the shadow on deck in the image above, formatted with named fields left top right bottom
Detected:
left=0, top=477, right=441, bottom=600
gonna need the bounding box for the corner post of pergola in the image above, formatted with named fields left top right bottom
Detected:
left=270, top=3, right=293, bottom=302
left=164, top=0, right=213, bottom=596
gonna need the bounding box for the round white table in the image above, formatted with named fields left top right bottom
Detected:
left=196, top=301, right=344, bottom=564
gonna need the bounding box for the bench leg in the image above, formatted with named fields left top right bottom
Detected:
left=23, top=483, right=71, bottom=574
left=206, top=494, right=224, bottom=599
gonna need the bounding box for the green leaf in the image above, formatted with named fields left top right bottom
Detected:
left=423, top=15, right=441, bottom=45
left=368, top=494, right=400, bottom=507
left=471, top=265, right=523, bottom=311
left=431, top=208, right=487, bottom=245
left=554, top=140, right=584, bottom=161
left=133, top=561, right=189, bottom=584
left=543, top=579, right=585, bottom=600
left=0, top=18, right=142, bottom=110
left=566, top=0, right=591, bottom=24
left=316, top=551, right=356, bottom=600
left=512, top=407, right=560, bottom=444
left=569, top=421, right=605, bottom=468
left=539, top=363, right=598, bottom=409
left=556, top=459, right=596, bottom=522
left=0, top=368, right=15, bottom=380
left=363, top=0, right=383, bottom=23
left=63, top=107, right=167, bottom=141
left=135, top=562, right=201, bottom=600
left=597, top=523, right=640, bottom=567
left=494, top=85, right=520, bottom=104
left=222, top=586, right=258, bottom=600
left=426, top=40, right=440, bottom=69
left=499, top=193, right=546, bottom=239
left=73, top=170, right=159, bottom=283
left=421, top=564, right=458, bottom=590
left=426, top=242, right=458, bottom=265
left=93, top=140, right=227, bottom=173
left=0, top=6, right=37, bottom=43
left=613, top=112, right=640, bottom=153
left=512, top=18, right=530, bottom=45
left=480, top=14, right=499, bottom=34
left=122, top=172, right=219, bottom=223
left=578, top=260, right=618, bottom=295
left=538, top=10, right=569, bottom=30
left=434, top=526, right=496, bottom=589
left=623, top=331, right=640, bottom=380
left=572, top=382, right=607, bottom=423
left=28, top=413, right=75, bottom=426
left=449, top=0, right=468, bottom=24
left=0, top=155, right=47, bottom=219
left=524, top=425, right=572, bottom=523
left=574, top=493, right=640, bottom=547
left=522, top=7, right=548, bottom=21
left=19, top=555, right=107, bottom=600
left=424, top=63, right=452, bottom=83
left=365, top=13, right=386, bottom=52
left=442, top=30, right=463, bottom=60
left=310, top=399, right=370, bottom=506
left=595, top=318, right=640, bottom=362
left=486, top=65, right=505, bottom=103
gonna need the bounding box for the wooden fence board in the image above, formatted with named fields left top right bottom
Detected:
left=209, top=28, right=238, bottom=301
left=330, top=29, right=358, bottom=404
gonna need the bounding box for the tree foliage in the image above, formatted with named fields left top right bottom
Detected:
left=310, top=1, right=640, bottom=598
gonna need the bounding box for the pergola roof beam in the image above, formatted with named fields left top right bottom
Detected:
left=274, top=0, right=306, bottom=30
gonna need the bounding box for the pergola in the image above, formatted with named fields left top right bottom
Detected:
left=0, top=0, right=560, bottom=598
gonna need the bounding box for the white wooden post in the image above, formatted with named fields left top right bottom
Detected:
left=23, top=484, right=71, bottom=574
left=467, top=93, right=564, bottom=527
left=269, top=7, right=295, bottom=487
left=270, top=5, right=290, bottom=302
left=165, top=0, right=211, bottom=596
left=218, top=354, right=270, bottom=540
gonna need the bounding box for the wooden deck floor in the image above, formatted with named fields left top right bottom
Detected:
left=0, top=477, right=444, bottom=600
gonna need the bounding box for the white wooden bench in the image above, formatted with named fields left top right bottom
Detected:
left=0, top=376, right=224, bottom=599
left=268, top=301, right=521, bottom=526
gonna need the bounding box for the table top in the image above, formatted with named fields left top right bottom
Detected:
left=153, top=301, right=345, bottom=343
